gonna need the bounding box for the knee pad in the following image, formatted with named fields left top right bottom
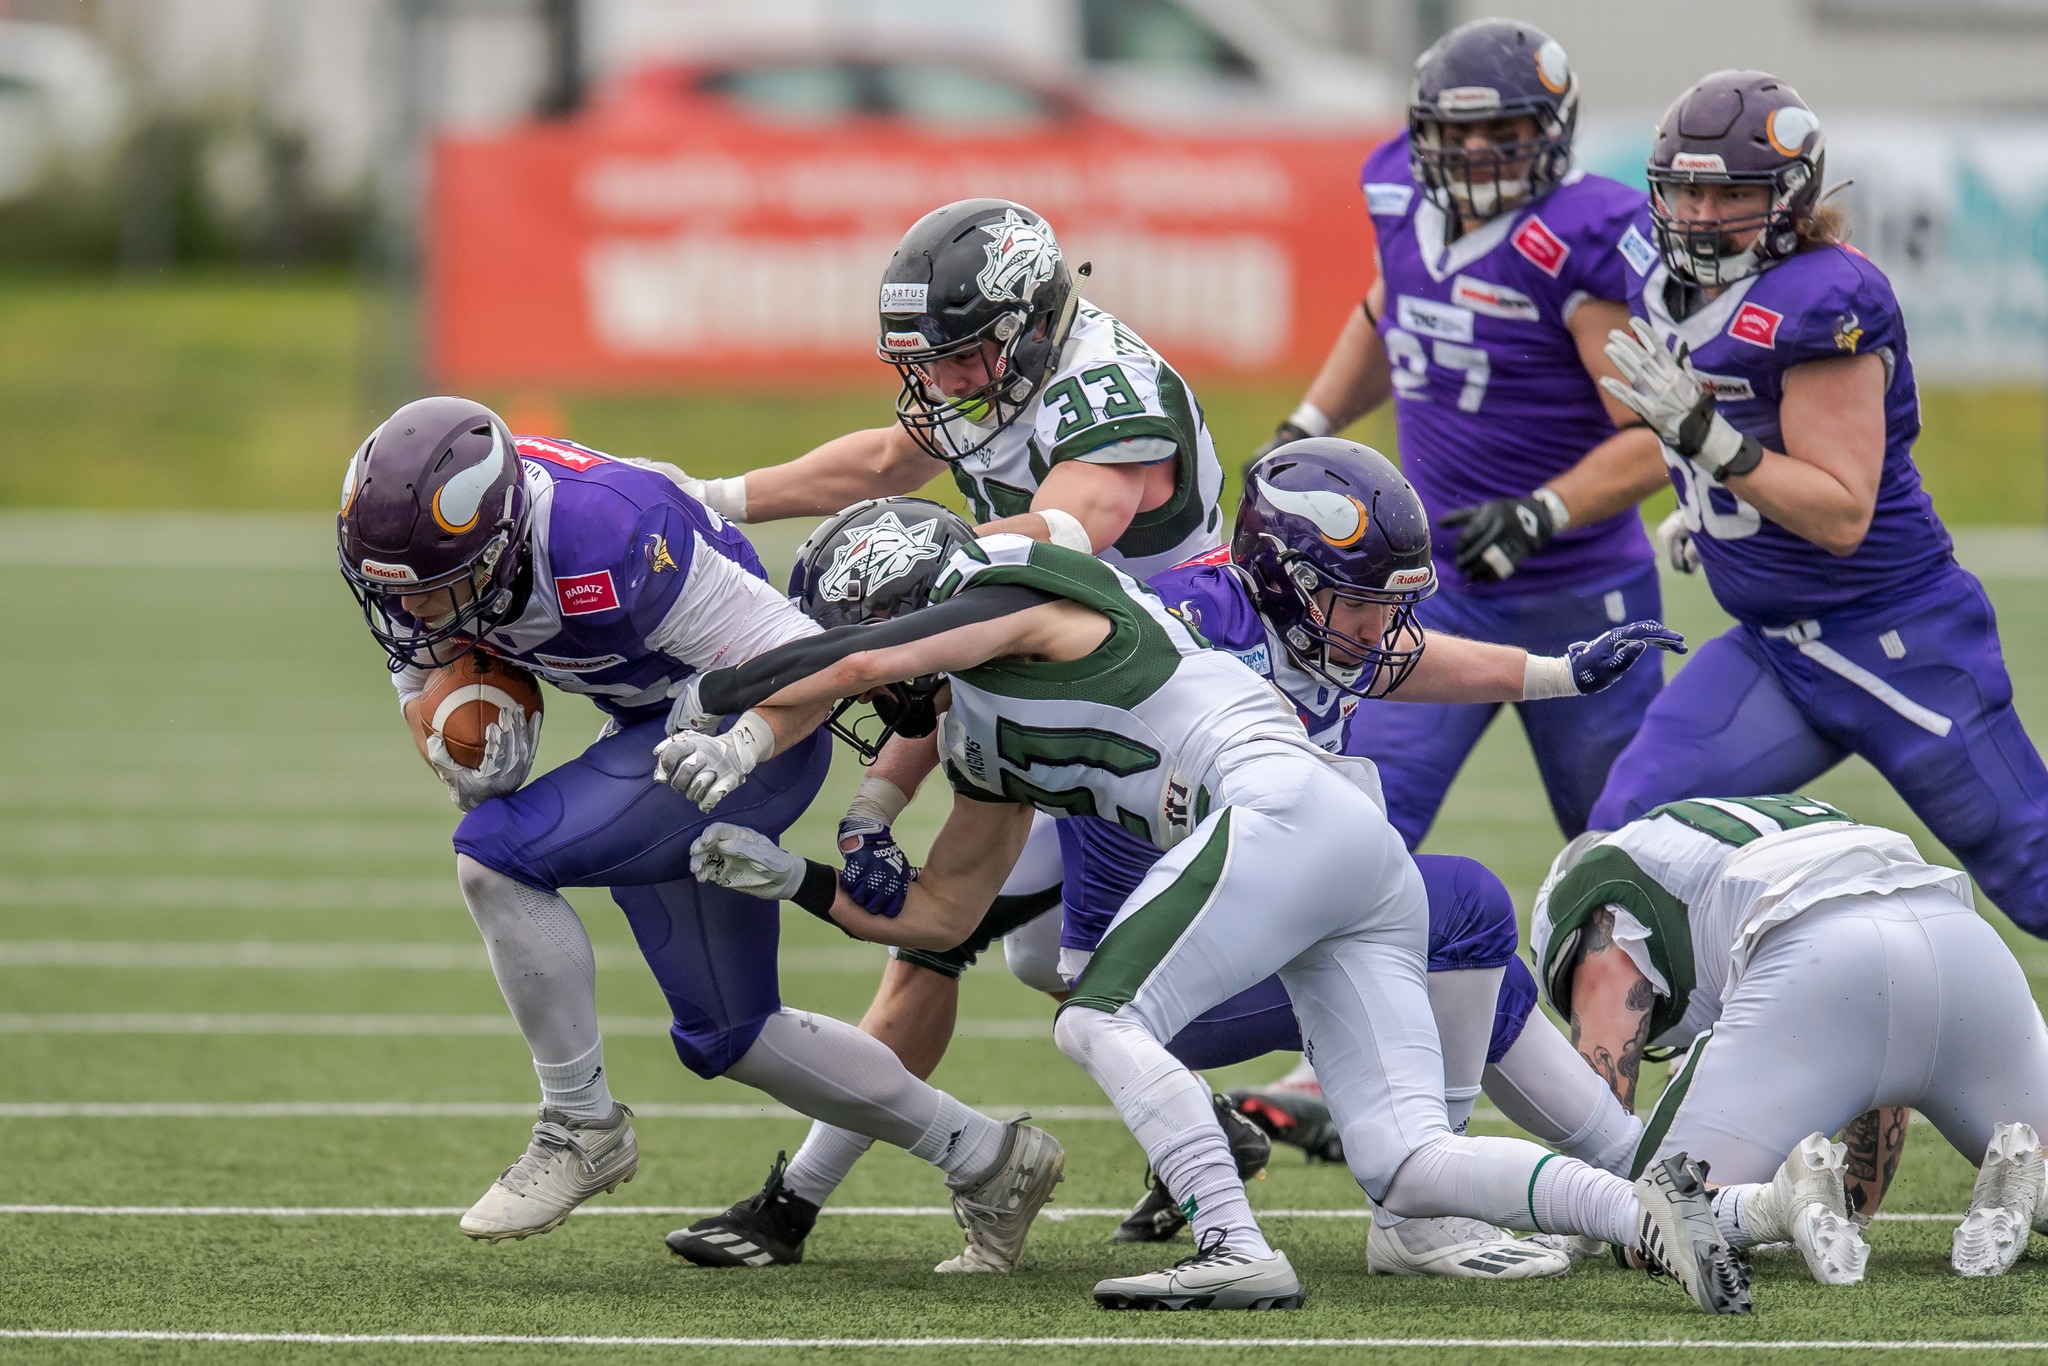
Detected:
left=1004, top=907, right=1068, bottom=996
left=1052, top=1001, right=1105, bottom=1064
left=452, top=784, right=566, bottom=890
left=1419, top=854, right=1518, bottom=971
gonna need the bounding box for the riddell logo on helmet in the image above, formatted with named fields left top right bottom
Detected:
left=1385, top=567, right=1433, bottom=590
left=555, top=570, right=620, bottom=615
left=1511, top=218, right=1569, bottom=277
left=359, top=559, right=418, bottom=584
left=1437, top=86, right=1501, bottom=113
left=1671, top=152, right=1727, bottom=173
left=883, top=332, right=928, bottom=351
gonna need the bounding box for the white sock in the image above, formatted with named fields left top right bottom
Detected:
left=1712, top=1183, right=1768, bottom=1249
left=1381, top=1133, right=1638, bottom=1247
left=1428, top=967, right=1502, bottom=1136
left=909, top=1092, right=1008, bottom=1187
left=1055, top=1006, right=1271, bottom=1257
left=1483, top=1012, right=1645, bottom=1175
left=456, top=856, right=603, bottom=1066
left=533, top=1039, right=613, bottom=1122
left=783, top=1122, right=876, bottom=1207
left=725, top=1008, right=1004, bottom=1184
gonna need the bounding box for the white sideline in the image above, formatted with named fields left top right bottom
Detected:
left=0, top=1202, right=1964, bottom=1223
left=5, top=1330, right=2047, bottom=1351
left=0, top=1012, right=1043, bottom=1038
left=0, top=940, right=885, bottom=974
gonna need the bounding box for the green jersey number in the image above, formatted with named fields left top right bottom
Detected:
left=994, top=718, right=1162, bottom=840
left=1043, top=365, right=1146, bottom=441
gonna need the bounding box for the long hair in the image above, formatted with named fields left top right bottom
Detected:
left=1797, top=198, right=1848, bottom=249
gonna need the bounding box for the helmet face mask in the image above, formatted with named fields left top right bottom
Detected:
left=1408, top=20, right=1578, bottom=223
left=337, top=398, right=532, bottom=672
left=1646, top=70, right=1824, bottom=288
left=877, top=199, right=1078, bottom=463
left=1232, top=440, right=1437, bottom=701
left=787, top=496, right=978, bottom=763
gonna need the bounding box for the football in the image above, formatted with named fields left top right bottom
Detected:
left=415, top=652, right=543, bottom=769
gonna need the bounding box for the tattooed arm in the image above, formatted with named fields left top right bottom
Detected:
left=1839, top=1105, right=1911, bottom=1219
left=1565, top=908, right=1657, bottom=1112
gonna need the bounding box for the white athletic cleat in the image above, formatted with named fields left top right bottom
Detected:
left=934, top=1117, right=1065, bottom=1273
left=1526, top=1232, right=1610, bottom=1261
left=459, top=1104, right=637, bottom=1242
left=1953, top=1122, right=2045, bottom=1277
left=1744, top=1133, right=1868, bottom=1286
left=1094, top=1233, right=1304, bottom=1310
left=1367, top=1215, right=1571, bottom=1279
left=1633, top=1153, right=1752, bottom=1314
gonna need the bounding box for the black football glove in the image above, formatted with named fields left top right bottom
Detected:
left=1440, top=491, right=1566, bottom=584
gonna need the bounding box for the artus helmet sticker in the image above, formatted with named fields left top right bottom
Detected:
left=975, top=209, right=1060, bottom=306
left=819, top=511, right=946, bottom=603
left=431, top=426, right=506, bottom=536
left=1257, top=478, right=1368, bottom=548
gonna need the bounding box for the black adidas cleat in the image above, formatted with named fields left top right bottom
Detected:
left=1226, top=1080, right=1344, bottom=1164
left=666, top=1152, right=820, bottom=1268
left=1632, top=1153, right=1753, bottom=1314
left=1114, top=1095, right=1272, bottom=1243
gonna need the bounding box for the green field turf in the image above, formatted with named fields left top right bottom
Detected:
left=0, top=272, right=2042, bottom=526
left=4, top=512, right=2048, bottom=1363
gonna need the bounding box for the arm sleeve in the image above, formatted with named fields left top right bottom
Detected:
left=696, top=583, right=1060, bottom=715
left=391, top=662, right=432, bottom=716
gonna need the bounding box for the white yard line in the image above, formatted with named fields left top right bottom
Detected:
left=0, top=942, right=884, bottom=971
left=2, top=1329, right=2043, bottom=1351
left=0, top=1012, right=1030, bottom=1036
left=0, top=1203, right=1963, bottom=1223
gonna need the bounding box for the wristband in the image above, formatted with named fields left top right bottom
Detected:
left=726, top=710, right=777, bottom=770
left=793, top=859, right=841, bottom=919
left=847, top=774, right=911, bottom=826
left=698, top=476, right=749, bottom=522
left=1522, top=653, right=1579, bottom=701
left=1718, top=433, right=1765, bottom=479
left=1288, top=401, right=1334, bottom=439
left=1037, top=507, right=1095, bottom=554
left=1531, top=486, right=1571, bottom=534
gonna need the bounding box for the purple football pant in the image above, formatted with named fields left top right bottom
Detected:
left=1059, top=809, right=1534, bottom=1070
left=1591, top=569, right=2048, bottom=937
left=1348, top=561, right=1664, bottom=848
left=454, top=717, right=832, bottom=1077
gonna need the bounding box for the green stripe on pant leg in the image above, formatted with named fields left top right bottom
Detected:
left=1631, top=1029, right=1712, bottom=1180
left=1060, top=810, right=1234, bottom=1016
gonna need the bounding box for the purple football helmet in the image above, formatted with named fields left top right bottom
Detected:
left=1232, top=439, right=1436, bottom=699
left=1648, top=70, right=1825, bottom=287
left=1409, top=18, right=1579, bottom=221
left=337, top=396, right=531, bottom=671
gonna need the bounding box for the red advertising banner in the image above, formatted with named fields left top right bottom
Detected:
left=429, top=114, right=1389, bottom=388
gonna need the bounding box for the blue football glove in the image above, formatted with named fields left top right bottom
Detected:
left=837, top=814, right=915, bottom=918
left=1565, top=621, right=1688, bottom=695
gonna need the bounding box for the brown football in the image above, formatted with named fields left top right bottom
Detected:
left=415, top=653, right=544, bottom=769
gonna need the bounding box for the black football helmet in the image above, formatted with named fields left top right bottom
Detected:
left=878, top=199, right=1081, bottom=463
left=788, top=497, right=978, bottom=763
left=1409, top=18, right=1579, bottom=222
left=338, top=396, right=532, bottom=671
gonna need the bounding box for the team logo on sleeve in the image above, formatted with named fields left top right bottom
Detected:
left=1729, top=302, right=1784, bottom=349
left=1511, top=217, right=1570, bottom=277
left=819, top=511, right=945, bottom=602
left=1833, top=312, right=1864, bottom=354
left=556, top=570, right=620, bottom=616
left=976, top=210, right=1060, bottom=305
left=643, top=533, right=678, bottom=574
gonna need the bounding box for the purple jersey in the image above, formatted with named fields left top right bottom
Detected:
left=1149, top=550, right=1355, bottom=750
left=401, top=436, right=816, bottom=724
left=1363, top=133, right=1653, bottom=596
left=1627, top=244, right=1955, bottom=625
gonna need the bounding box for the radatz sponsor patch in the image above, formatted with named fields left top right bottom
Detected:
left=555, top=570, right=620, bottom=616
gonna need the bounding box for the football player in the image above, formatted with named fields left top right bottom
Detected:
left=675, top=505, right=1752, bottom=1314
left=1252, top=19, right=1670, bottom=849
left=336, top=398, right=1063, bottom=1271
left=1534, top=797, right=2048, bottom=1280
left=657, top=196, right=1228, bottom=1265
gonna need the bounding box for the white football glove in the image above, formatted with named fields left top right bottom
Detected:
left=651, top=712, right=774, bottom=811
left=426, top=709, right=541, bottom=812
left=613, top=457, right=747, bottom=520
left=1600, top=317, right=1761, bottom=481
left=1654, top=508, right=1701, bottom=575
left=690, top=822, right=805, bottom=900
left=664, top=675, right=719, bottom=737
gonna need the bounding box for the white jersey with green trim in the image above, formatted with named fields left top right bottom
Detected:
left=940, top=302, right=1225, bottom=578
left=1531, top=795, right=1973, bottom=1047
left=933, top=534, right=1323, bottom=851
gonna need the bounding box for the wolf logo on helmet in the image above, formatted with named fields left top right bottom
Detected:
left=818, top=511, right=947, bottom=604
left=976, top=209, right=1061, bottom=307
